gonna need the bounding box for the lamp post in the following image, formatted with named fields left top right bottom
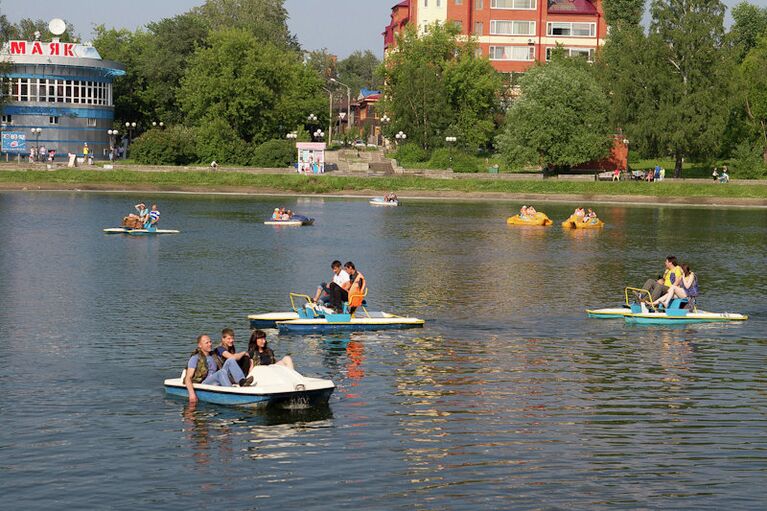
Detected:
left=107, top=129, right=119, bottom=162
left=152, top=121, right=165, bottom=129
left=395, top=131, right=407, bottom=146
left=313, top=129, right=325, bottom=142
left=31, top=128, right=42, bottom=161
left=124, top=121, right=136, bottom=159
left=445, top=136, right=457, bottom=170
left=380, top=115, right=391, bottom=148
left=330, top=77, right=352, bottom=133
left=286, top=131, right=298, bottom=141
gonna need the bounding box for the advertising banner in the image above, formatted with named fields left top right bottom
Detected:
left=1, top=132, right=27, bottom=153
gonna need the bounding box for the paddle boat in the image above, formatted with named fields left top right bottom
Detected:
left=507, top=212, right=553, bottom=226
left=104, top=227, right=180, bottom=235
left=369, top=197, right=400, bottom=207
left=264, top=214, right=314, bottom=226
left=587, top=287, right=749, bottom=325
left=562, top=214, right=604, bottom=229
left=249, top=293, right=425, bottom=333
left=164, top=364, right=334, bottom=409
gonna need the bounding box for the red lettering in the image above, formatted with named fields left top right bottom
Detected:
left=63, top=43, right=75, bottom=57
left=9, top=41, right=26, bottom=54
left=31, top=42, right=43, bottom=55
left=49, top=42, right=60, bottom=56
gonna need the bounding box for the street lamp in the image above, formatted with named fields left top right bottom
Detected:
left=445, top=136, right=457, bottom=169
left=307, top=113, right=318, bottom=124
left=124, top=121, right=137, bottom=158
left=395, top=131, right=407, bottom=146
left=330, top=77, right=352, bottom=132
left=107, top=129, right=119, bottom=161
left=313, top=129, right=325, bottom=141
left=152, top=121, right=165, bottom=128
left=286, top=131, right=298, bottom=140
left=31, top=128, right=42, bottom=160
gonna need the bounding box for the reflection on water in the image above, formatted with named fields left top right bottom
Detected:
left=1, top=193, right=766, bottom=510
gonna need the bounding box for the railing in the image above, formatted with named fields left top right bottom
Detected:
left=624, top=287, right=657, bottom=312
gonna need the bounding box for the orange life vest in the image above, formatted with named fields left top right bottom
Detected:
left=348, top=271, right=367, bottom=308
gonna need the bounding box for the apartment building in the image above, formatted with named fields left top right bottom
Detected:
left=384, top=0, right=607, bottom=73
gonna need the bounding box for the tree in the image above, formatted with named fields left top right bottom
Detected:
left=337, top=50, right=382, bottom=93
left=497, top=59, right=612, bottom=171
left=192, top=0, right=298, bottom=51
left=739, top=36, right=767, bottom=163
left=602, top=0, right=646, bottom=28
left=305, top=49, right=337, bottom=80
left=729, top=2, right=767, bottom=62
left=381, top=23, right=501, bottom=152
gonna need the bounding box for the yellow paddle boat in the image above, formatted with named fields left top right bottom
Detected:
left=561, top=214, right=604, bottom=229
left=506, top=212, right=553, bottom=226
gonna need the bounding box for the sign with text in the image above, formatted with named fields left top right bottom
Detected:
left=8, top=40, right=77, bottom=58
left=2, top=132, right=28, bottom=153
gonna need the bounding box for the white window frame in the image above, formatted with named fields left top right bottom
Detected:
left=491, top=0, right=536, bottom=10
left=49, top=116, right=59, bottom=125
left=545, top=47, right=595, bottom=62
left=490, top=20, right=535, bottom=35
left=87, top=118, right=97, bottom=127
left=547, top=22, right=596, bottom=38
left=489, top=45, right=535, bottom=61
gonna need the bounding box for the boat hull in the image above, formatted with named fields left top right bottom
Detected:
left=507, top=213, right=553, bottom=226
left=624, top=312, right=749, bottom=325
left=562, top=216, right=604, bottom=229
left=586, top=307, right=632, bottom=319
left=104, top=227, right=180, bottom=235
left=277, top=316, right=425, bottom=333
left=164, top=383, right=334, bottom=408
left=369, top=198, right=399, bottom=207
left=249, top=312, right=301, bottom=329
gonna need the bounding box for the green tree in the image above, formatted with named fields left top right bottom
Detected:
left=739, top=36, right=767, bottom=163
left=130, top=126, right=198, bottom=165
left=305, top=49, right=338, bottom=80
left=729, top=2, right=767, bottom=61
left=602, top=0, right=645, bottom=28
left=381, top=23, right=501, bottom=152
left=497, top=59, right=612, bottom=171
left=337, top=50, right=382, bottom=92
left=192, top=0, right=298, bottom=51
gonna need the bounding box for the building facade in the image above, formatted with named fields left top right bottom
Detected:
left=384, top=0, right=606, bottom=73
left=1, top=38, right=125, bottom=159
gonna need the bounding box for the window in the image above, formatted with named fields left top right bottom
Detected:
left=474, top=21, right=484, bottom=35
left=1, top=115, right=12, bottom=124
left=545, top=47, right=595, bottom=62
left=87, top=118, right=97, bottom=127
left=456, top=0, right=463, bottom=4
left=490, top=20, right=535, bottom=35
left=489, top=45, right=535, bottom=61
left=453, top=20, right=463, bottom=31
left=491, top=0, right=536, bottom=9
left=49, top=116, right=59, bottom=125
left=547, top=22, right=596, bottom=37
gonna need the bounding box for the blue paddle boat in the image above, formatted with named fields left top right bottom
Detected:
left=249, top=293, right=425, bottom=333
left=587, top=287, right=748, bottom=325
left=164, top=365, right=334, bottom=408
left=264, top=214, right=314, bottom=226
left=104, top=227, right=180, bottom=235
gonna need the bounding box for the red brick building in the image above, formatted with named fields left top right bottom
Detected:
left=384, top=0, right=606, bottom=73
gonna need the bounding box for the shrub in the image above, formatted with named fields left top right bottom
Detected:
left=428, top=148, right=482, bottom=172
left=193, top=117, right=250, bottom=165
left=393, top=143, right=430, bottom=164
left=730, top=141, right=767, bottom=179
left=251, top=139, right=295, bottom=168
left=130, top=126, right=197, bottom=166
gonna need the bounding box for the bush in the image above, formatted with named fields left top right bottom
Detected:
left=251, top=139, right=295, bottom=167
left=130, top=126, right=197, bottom=166
left=393, top=143, right=430, bottom=164
left=193, top=118, right=250, bottom=165
left=428, top=148, right=482, bottom=172
left=730, top=141, right=767, bottom=179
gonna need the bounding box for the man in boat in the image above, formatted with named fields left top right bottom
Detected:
left=213, top=328, right=252, bottom=377
left=144, top=204, right=160, bottom=231
left=640, top=255, right=684, bottom=302
left=184, top=334, right=254, bottom=404
left=313, top=260, right=351, bottom=311
left=345, top=261, right=367, bottom=316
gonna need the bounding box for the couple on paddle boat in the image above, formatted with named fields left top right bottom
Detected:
left=184, top=328, right=293, bottom=403
left=639, top=255, right=699, bottom=310
left=311, top=260, right=367, bottom=315
left=507, top=205, right=553, bottom=226
left=383, top=193, right=398, bottom=203
left=562, top=207, right=604, bottom=229
left=272, top=208, right=294, bottom=221
left=122, top=202, right=161, bottom=231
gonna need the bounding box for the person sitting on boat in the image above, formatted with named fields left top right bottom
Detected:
left=184, top=334, right=254, bottom=403
left=519, top=206, right=529, bottom=218
left=123, top=202, right=148, bottom=229
left=144, top=204, right=160, bottom=231
left=272, top=208, right=281, bottom=220
left=574, top=207, right=585, bottom=218
left=583, top=208, right=597, bottom=223
left=527, top=205, right=537, bottom=216
left=640, top=255, right=683, bottom=302
left=345, top=261, right=367, bottom=316
left=652, top=264, right=698, bottom=309
left=247, top=330, right=294, bottom=369
left=313, top=259, right=351, bottom=311
left=213, top=328, right=252, bottom=377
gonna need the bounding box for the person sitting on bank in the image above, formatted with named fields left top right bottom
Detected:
left=640, top=255, right=684, bottom=303
left=345, top=261, right=367, bottom=316
left=719, top=166, right=730, bottom=183
left=313, top=259, right=351, bottom=311
left=144, top=203, right=160, bottom=230
left=652, top=263, right=699, bottom=309
left=184, top=334, right=254, bottom=403
left=712, top=167, right=719, bottom=181
left=248, top=330, right=294, bottom=369
left=213, top=328, right=252, bottom=377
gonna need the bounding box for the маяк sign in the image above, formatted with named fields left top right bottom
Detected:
left=8, top=40, right=77, bottom=57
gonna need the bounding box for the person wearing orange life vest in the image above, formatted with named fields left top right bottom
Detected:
left=344, top=261, right=366, bottom=316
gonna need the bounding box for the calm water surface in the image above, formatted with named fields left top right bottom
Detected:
left=1, top=192, right=766, bottom=510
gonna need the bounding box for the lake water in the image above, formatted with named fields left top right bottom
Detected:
left=1, top=192, right=766, bottom=510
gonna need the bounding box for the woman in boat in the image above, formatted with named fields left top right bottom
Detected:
left=345, top=261, right=367, bottom=316
left=272, top=208, right=281, bottom=220
left=653, top=264, right=698, bottom=308
left=247, top=330, right=294, bottom=369
left=583, top=208, right=597, bottom=223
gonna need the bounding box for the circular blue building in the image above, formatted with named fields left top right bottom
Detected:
left=1, top=36, right=125, bottom=160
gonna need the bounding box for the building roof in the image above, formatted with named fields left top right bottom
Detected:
left=547, top=0, right=598, bottom=15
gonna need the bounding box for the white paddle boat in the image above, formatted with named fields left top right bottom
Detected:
left=104, top=227, right=180, bottom=235
left=369, top=197, right=399, bottom=207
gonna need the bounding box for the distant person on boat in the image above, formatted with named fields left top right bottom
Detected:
left=313, top=260, right=351, bottom=311
left=213, top=328, right=252, bottom=376
left=122, top=202, right=148, bottom=229
left=184, top=334, right=254, bottom=403
left=384, top=193, right=398, bottom=203
left=584, top=208, right=597, bottom=223
left=574, top=207, right=585, bottom=218
left=345, top=261, right=367, bottom=316
left=641, top=255, right=683, bottom=302
left=652, top=264, right=699, bottom=309
left=247, top=330, right=294, bottom=369
left=145, top=204, right=160, bottom=231
left=272, top=208, right=281, bottom=220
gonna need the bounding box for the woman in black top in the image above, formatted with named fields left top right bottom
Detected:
left=248, top=330, right=294, bottom=369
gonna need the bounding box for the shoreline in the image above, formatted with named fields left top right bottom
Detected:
left=3, top=181, right=767, bottom=208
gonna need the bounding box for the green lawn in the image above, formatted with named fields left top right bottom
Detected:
left=627, top=158, right=724, bottom=179
left=1, top=169, right=766, bottom=199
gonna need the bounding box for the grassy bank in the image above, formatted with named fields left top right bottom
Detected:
left=2, top=169, right=767, bottom=199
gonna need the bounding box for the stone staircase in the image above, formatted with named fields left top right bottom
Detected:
left=326, top=148, right=400, bottom=175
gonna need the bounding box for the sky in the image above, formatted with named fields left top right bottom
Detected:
left=1, top=0, right=765, bottom=59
